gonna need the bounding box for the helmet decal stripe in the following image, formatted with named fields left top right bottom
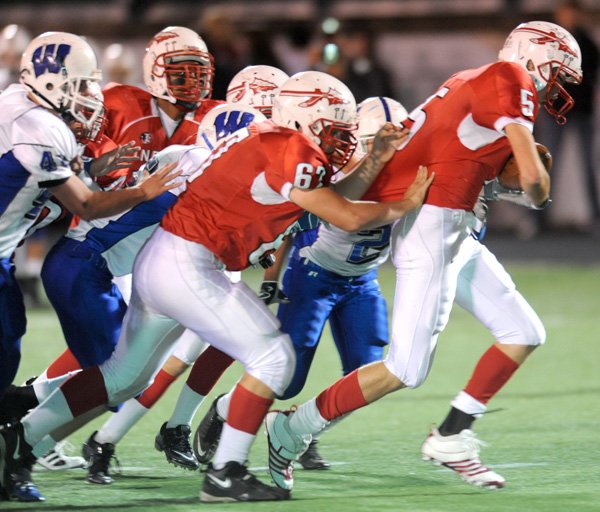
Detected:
left=379, top=96, right=392, bottom=123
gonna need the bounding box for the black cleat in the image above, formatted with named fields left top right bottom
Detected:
left=298, top=439, right=330, bottom=470
left=155, top=422, right=199, bottom=470
left=0, top=422, right=44, bottom=502
left=82, top=431, right=117, bottom=485
left=200, top=462, right=290, bottom=502
left=193, top=395, right=225, bottom=465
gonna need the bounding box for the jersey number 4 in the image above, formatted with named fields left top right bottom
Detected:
left=40, top=151, right=57, bottom=172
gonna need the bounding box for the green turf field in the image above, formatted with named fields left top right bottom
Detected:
left=5, top=263, right=600, bottom=511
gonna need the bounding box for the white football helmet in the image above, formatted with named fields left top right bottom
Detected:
left=20, top=32, right=104, bottom=135
left=143, top=26, right=214, bottom=108
left=196, top=103, right=267, bottom=150
left=272, top=70, right=357, bottom=168
left=498, top=21, right=582, bottom=124
left=356, top=96, right=408, bottom=152
left=226, top=65, right=290, bottom=118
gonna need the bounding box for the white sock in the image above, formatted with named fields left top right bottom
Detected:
left=288, top=398, right=329, bottom=436
left=312, top=413, right=348, bottom=441
left=32, top=435, right=57, bottom=458
left=22, top=390, right=73, bottom=448
left=32, top=371, right=79, bottom=402
left=216, top=388, right=234, bottom=420
left=166, top=384, right=205, bottom=428
left=95, top=398, right=149, bottom=445
left=211, top=423, right=254, bottom=469
left=451, top=391, right=487, bottom=418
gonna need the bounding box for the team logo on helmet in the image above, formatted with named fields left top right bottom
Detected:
left=228, top=78, right=279, bottom=102
left=522, top=27, right=578, bottom=57
left=32, top=44, right=71, bottom=77
left=279, top=87, right=348, bottom=108
left=152, top=31, right=179, bottom=44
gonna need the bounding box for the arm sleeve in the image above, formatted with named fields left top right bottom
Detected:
left=264, top=132, right=332, bottom=199
left=11, top=112, right=76, bottom=185
left=471, top=62, right=537, bottom=134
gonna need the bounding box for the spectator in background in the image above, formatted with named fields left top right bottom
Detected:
left=538, top=0, right=600, bottom=227
left=198, top=8, right=251, bottom=99
left=0, top=24, right=30, bottom=89
left=335, top=29, right=395, bottom=102
left=102, top=43, right=138, bottom=86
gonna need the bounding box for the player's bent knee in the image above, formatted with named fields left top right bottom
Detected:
left=383, top=357, right=426, bottom=389
left=246, top=333, right=295, bottom=397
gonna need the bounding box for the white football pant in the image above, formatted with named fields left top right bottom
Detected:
left=99, top=227, right=295, bottom=406
left=384, top=205, right=545, bottom=388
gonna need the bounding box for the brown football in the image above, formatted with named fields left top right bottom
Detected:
left=498, top=143, right=553, bottom=190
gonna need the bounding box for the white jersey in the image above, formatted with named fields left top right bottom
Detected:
left=67, top=144, right=210, bottom=276
left=0, top=84, right=78, bottom=258
left=300, top=223, right=391, bottom=277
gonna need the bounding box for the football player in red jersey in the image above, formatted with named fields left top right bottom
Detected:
left=0, top=70, right=433, bottom=503
left=264, top=20, right=582, bottom=492
left=34, top=25, right=222, bottom=380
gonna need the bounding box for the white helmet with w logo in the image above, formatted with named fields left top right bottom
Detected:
left=20, top=31, right=104, bottom=134
left=196, top=103, right=267, bottom=150
left=272, top=70, right=357, bottom=168
left=226, top=65, right=289, bottom=118
left=498, top=21, right=582, bottom=124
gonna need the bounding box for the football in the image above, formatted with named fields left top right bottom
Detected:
left=498, top=143, right=553, bottom=190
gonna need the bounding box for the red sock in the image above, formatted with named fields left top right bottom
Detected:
left=464, top=345, right=520, bottom=404
left=46, top=349, right=81, bottom=378
left=227, top=384, right=273, bottom=435
left=136, top=369, right=177, bottom=409
left=186, top=346, right=234, bottom=396
left=316, top=370, right=368, bottom=421
left=61, top=366, right=108, bottom=416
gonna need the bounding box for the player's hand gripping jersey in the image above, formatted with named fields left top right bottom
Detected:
left=162, top=120, right=333, bottom=270
left=364, top=61, right=538, bottom=210
left=103, top=83, right=222, bottom=171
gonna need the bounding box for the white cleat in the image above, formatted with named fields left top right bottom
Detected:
left=264, top=411, right=311, bottom=491
left=421, top=427, right=505, bottom=489
left=36, top=441, right=86, bottom=471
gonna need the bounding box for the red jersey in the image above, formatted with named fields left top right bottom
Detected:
left=161, top=120, right=332, bottom=271
left=102, top=83, right=223, bottom=172
left=364, top=61, right=538, bottom=210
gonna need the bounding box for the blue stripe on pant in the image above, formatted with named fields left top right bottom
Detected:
left=277, top=255, right=389, bottom=400
left=41, top=237, right=126, bottom=368
left=0, top=257, right=26, bottom=398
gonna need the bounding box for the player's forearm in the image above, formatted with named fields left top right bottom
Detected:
left=333, top=198, right=416, bottom=232
left=332, top=151, right=387, bottom=200
left=78, top=186, right=148, bottom=220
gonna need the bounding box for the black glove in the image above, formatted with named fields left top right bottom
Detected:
left=258, top=253, right=276, bottom=269
left=259, top=281, right=290, bottom=305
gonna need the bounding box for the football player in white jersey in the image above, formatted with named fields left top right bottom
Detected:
left=0, top=30, right=178, bottom=494
left=193, top=96, right=408, bottom=469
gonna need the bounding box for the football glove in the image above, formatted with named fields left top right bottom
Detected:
left=259, top=281, right=290, bottom=305
left=483, top=179, right=551, bottom=210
